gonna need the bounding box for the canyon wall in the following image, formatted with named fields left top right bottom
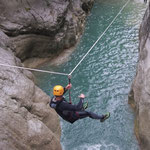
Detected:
left=129, top=2, right=150, bottom=150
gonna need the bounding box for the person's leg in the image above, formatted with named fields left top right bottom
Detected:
left=76, top=99, right=84, bottom=109
left=76, top=111, right=103, bottom=120
left=76, top=111, right=110, bottom=122
left=88, top=111, right=110, bottom=121
left=76, top=99, right=88, bottom=110
left=87, top=111, right=104, bottom=119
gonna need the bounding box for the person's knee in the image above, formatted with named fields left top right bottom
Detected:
left=76, top=111, right=89, bottom=118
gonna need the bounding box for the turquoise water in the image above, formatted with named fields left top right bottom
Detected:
left=34, top=0, right=146, bottom=149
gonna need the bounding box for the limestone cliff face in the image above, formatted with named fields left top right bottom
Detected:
left=129, top=2, right=150, bottom=150
left=0, top=31, right=61, bottom=150
left=0, top=0, right=94, bottom=65
left=0, top=0, right=94, bottom=149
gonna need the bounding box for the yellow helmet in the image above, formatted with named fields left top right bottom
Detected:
left=53, top=85, right=64, bottom=96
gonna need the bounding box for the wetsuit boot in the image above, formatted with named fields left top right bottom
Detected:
left=100, top=112, right=110, bottom=122
left=83, top=102, right=88, bottom=110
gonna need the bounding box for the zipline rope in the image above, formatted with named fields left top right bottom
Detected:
left=68, top=0, right=130, bottom=76
left=0, top=63, right=69, bottom=76
left=0, top=0, right=130, bottom=77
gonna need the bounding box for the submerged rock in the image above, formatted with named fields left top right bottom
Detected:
left=129, top=2, right=150, bottom=150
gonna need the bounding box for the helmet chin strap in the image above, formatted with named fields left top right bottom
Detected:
left=68, top=75, right=72, bottom=104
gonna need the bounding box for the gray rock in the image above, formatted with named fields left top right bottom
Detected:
left=0, top=0, right=94, bottom=149
left=129, top=2, right=150, bottom=150
left=0, top=32, right=61, bottom=150
left=0, top=0, right=94, bottom=63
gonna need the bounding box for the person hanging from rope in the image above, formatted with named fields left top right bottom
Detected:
left=49, top=84, right=110, bottom=124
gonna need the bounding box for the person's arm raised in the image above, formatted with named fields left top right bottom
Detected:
left=63, top=83, right=72, bottom=94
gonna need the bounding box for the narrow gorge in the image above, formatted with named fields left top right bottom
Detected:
left=0, top=0, right=150, bottom=150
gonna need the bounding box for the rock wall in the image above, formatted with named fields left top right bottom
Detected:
left=0, top=0, right=94, bottom=66
left=0, top=0, right=94, bottom=149
left=129, top=2, right=150, bottom=150
left=0, top=31, right=61, bottom=150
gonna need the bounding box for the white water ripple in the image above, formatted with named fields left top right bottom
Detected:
left=73, top=142, right=120, bottom=150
